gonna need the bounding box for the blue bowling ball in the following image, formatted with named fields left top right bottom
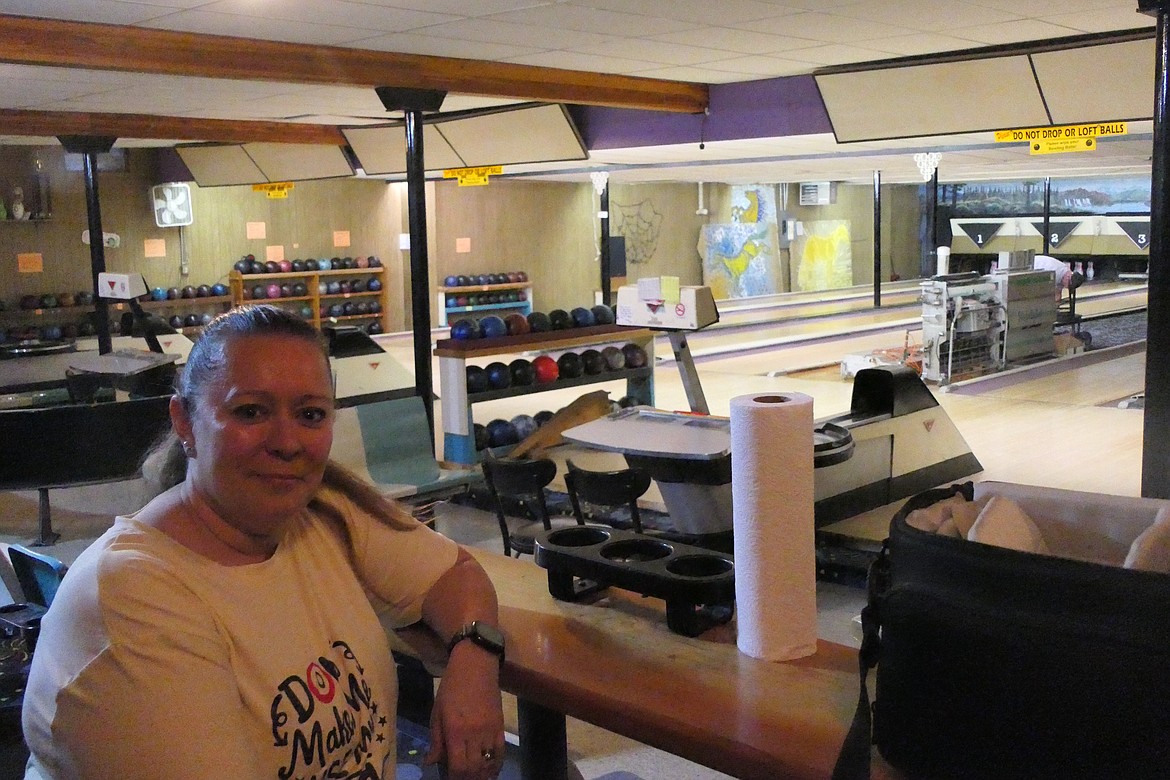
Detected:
left=367, top=278, right=382, bottom=292
left=484, top=361, right=512, bottom=390
left=444, top=275, right=458, bottom=287
left=150, top=287, right=168, bottom=301
left=510, top=414, right=538, bottom=441
left=450, top=318, right=480, bottom=340
left=479, top=315, right=508, bottom=339
left=570, top=307, right=597, bottom=328
left=211, top=283, right=229, bottom=297
left=366, top=321, right=383, bottom=335
left=485, top=418, right=519, bottom=448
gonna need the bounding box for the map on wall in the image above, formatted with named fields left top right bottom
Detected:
left=792, top=220, right=853, bottom=291
left=612, top=200, right=663, bottom=264
left=698, top=222, right=780, bottom=299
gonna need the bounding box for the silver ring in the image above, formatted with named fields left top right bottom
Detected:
left=481, top=748, right=496, bottom=761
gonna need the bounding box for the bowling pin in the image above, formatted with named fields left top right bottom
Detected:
left=1086, top=261, right=1095, bottom=281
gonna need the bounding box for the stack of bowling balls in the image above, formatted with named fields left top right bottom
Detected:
left=473, top=407, right=559, bottom=451
left=233, top=255, right=381, bottom=274
left=442, top=271, right=529, bottom=289
left=448, top=304, right=617, bottom=341
left=463, top=342, right=648, bottom=396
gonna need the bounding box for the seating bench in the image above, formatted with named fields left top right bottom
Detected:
left=331, top=394, right=481, bottom=503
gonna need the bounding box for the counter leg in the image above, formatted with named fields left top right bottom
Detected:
left=516, top=697, right=568, bottom=780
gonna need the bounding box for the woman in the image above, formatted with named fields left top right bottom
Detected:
left=23, top=305, right=506, bottom=779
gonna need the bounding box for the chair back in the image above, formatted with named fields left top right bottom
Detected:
left=8, top=545, right=68, bottom=608
left=565, top=459, right=652, bottom=534
left=481, top=457, right=557, bottom=556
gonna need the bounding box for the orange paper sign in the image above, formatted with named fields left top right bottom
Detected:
left=246, top=222, right=267, bottom=240
left=144, top=238, right=167, bottom=258
left=333, top=231, right=351, bottom=248
left=265, top=245, right=285, bottom=262
left=17, top=253, right=43, bottom=273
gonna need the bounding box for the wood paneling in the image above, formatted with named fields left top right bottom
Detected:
left=0, top=14, right=707, bottom=115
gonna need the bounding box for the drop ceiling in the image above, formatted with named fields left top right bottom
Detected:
left=0, top=0, right=1157, bottom=185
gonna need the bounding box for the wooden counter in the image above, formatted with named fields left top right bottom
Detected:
left=460, top=548, right=896, bottom=780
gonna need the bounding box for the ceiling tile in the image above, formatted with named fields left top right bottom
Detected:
left=1040, top=7, right=1155, bottom=34
left=955, top=19, right=1088, bottom=45
left=731, top=11, right=920, bottom=44
left=573, top=39, right=744, bottom=67
left=357, top=32, right=545, bottom=60
left=576, top=0, right=797, bottom=25
left=648, top=27, right=823, bottom=53
left=698, top=55, right=818, bottom=78
left=842, top=0, right=1022, bottom=32
left=410, top=17, right=619, bottom=49
left=502, top=50, right=661, bottom=74
left=487, top=3, right=700, bottom=37
left=0, top=0, right=177, bottom=24
left=136, top=9, right=383, bottom=46
left=195, top=0, right=459, bottom=31
left=869, top=33, right=997, bottom=57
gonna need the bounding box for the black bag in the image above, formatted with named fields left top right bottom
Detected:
left=834, top=482, right=1170, bottom=780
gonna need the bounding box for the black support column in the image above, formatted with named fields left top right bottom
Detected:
left=58, top=135, right=116, bottom=355
left=1140, top=0, right=1170, bottom=497
left=376, top=87, right=446, bottom=445
left=873, top=170, right=882, bottom=307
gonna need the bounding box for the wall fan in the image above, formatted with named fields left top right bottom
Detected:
left=151, top=183, right=193, bottom=227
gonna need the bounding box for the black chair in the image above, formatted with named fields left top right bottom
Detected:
left=1057, top=270, right=1089, bottom=345
left=565, top=459, right=652, bottom=535
left=481, top=457, right=558, bottom=557
left=0, top=395, right=172, bottom=545
left=7, top=545, right=67, bottom=608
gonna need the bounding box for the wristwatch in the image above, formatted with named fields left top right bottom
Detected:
left=446, top=621, right=506, bottom=663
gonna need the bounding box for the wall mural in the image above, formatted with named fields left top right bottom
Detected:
left=612, top=200, right=663, bottom=264
left=792, top=220, right=853, bottom=291
left=940, top=175, right=1150, bottom=217
left=697, top=184, right=783, bottom=299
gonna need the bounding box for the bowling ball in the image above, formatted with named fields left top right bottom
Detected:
left=242, top=287, right=253, bottom=300
left=570, top=307, right=596, bottom=328
left=331, top=257, right=343, bottom=269
left=368, top=301, right=382, bottom=314
left=486, top=419, right=519, bottom=448
left=211, top=283, right=229, bottom=297
left=60, top=323, right=79, bottom=339
left=318, top=282, right=329, bottom=295
left=580, top=348, right=605, bottom=375
left=450, top=318, right=480, bottom=340
left=76, top=291, right=95, bottom=305
left=355, top=301, right=370, bottom=315
left=318, top=258, right=332, bottom=271
left=328, top=303, right=344, bottom=317
left=485, top=361, right=512, bottom=390
left=167, top=287, right=181, bottom=300
left=168, top=315, right=184, bottom=329
left=509, top=358, right=536, bottom=386
left=252, top=285, right=267, bottom=299
left=36, top=294, right=55, bottom=308
left=368, top=256, right=382, bottom=268
left=181, top=285, right=197, bottom=299
left=292, top=282, right=308, bottom=297
left=266, top=284, right=282, bottom=299
left=234, top=259, right=250, bottom=274
left=527, top=312, right=551, bottom=333
left=532, top=355, right=559, bottom=384
left=337, top=280, right=352, bottom=294
left=150, top=287, right=168, bottom=301
left=280, top=284, right=294, bottom=298
left=548, top=309, right=572, bottom=330
left=342, top=301, right=356, bottom=316
left=327, top=281, right=342, bottom=295
left=591, top=304, right=616, bottom=325
left=200, top=312, right=214, bottom=326
left=504, top=313, right=530, bottom=336
left=278, top=260, right=292, bottom=273
left=299, top=305, right=313, bottom=319
left=196, top=284, right=212, bottom=297
left=455, top=296, right=468, bottom=307
left=342, top=257, right=355, bottom=269
left=510, top=414, right=538, bottom=441
left=517, top=290, right=528, bottom=301
left=292, top=259, right=306, bottom=272
left=534, top=410, right=555, bottom=428
left=265, top=261, right=280, bottom=273
left=41, top=325, right=62, bottom=340
left=19, top=295, right=39, bottom=310
left=618, top=395, right=639, bottom=408
left=78, top=321, right=96, bottom=336
left=465, top=365, right=490, bottom=393
left=356, top=257, right=369, bottom=269
left=366, top=321, right=383, bottom=335
left=517, top=271, right=528, bottom=282
left=622, top=343, right=649, bottom=368
left=456, top=275, right=470, bottom=287
left=350, top=278, right=367, bottom=293
left=479, top=315, right=508, bottom=339
left=474, top=423, right=491, bottom=451
left=602, top=345, right=626, bottom=371
left=477, top=274, right=490, bottom=286
left=557, top=352, right=583, bottom=378
left=367, top=278, right=382, bottom=292
left=251, top=261, right=267, bottom=275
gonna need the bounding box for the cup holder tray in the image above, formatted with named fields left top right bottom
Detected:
left=533, top=526, right=734, bottom=637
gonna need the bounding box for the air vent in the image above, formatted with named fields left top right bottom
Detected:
left=151, top=183, right=193, bottom=227
left=799, top=182, right=836, bottom=206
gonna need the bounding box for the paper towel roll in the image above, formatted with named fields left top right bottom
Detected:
left=731, top=392, right=817, bottom=661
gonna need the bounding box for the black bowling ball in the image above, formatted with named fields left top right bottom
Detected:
left=591, top=304, right=616, bottom=325
left=556, top=352, right=583, bottom=379
left=509, top=358, right=536, bottom=386
left=534, top=410, right=555, bottom=428
left=580, top=349, right=605, bottom=375
left=474, top=423, right=491, bottom=450
left=548, top=309, right=572, bottom=330
left=484, top=361, right=512, bottom=390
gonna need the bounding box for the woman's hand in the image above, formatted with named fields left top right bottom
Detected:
left=424, top=641, right=505, bottom=779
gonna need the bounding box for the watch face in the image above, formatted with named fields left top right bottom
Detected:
left=473, top=621, right=505, bottom=651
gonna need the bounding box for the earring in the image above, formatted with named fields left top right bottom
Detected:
left=182, top=441, right=197, bottom=458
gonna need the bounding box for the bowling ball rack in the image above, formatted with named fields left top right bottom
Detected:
left=534, top=526, right=735, bottom=637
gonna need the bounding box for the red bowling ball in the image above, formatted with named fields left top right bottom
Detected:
left=532, top=355, right=559, bottom=384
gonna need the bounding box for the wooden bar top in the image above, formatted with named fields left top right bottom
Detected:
left=463, top=547, right=898, bottom=780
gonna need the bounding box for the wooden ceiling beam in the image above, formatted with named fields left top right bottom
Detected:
left=0, top=14, right=708, bottom=114
left=0, top=109, right=347, bottom=145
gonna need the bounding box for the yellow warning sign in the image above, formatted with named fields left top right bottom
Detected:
left=994, top=122, right=1126, bottom=144
left=252, top=182, right=294, bottom=199
left=1030, top=137, right=1097, bottom=155
left=443, top=166, right=502, bottom=187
